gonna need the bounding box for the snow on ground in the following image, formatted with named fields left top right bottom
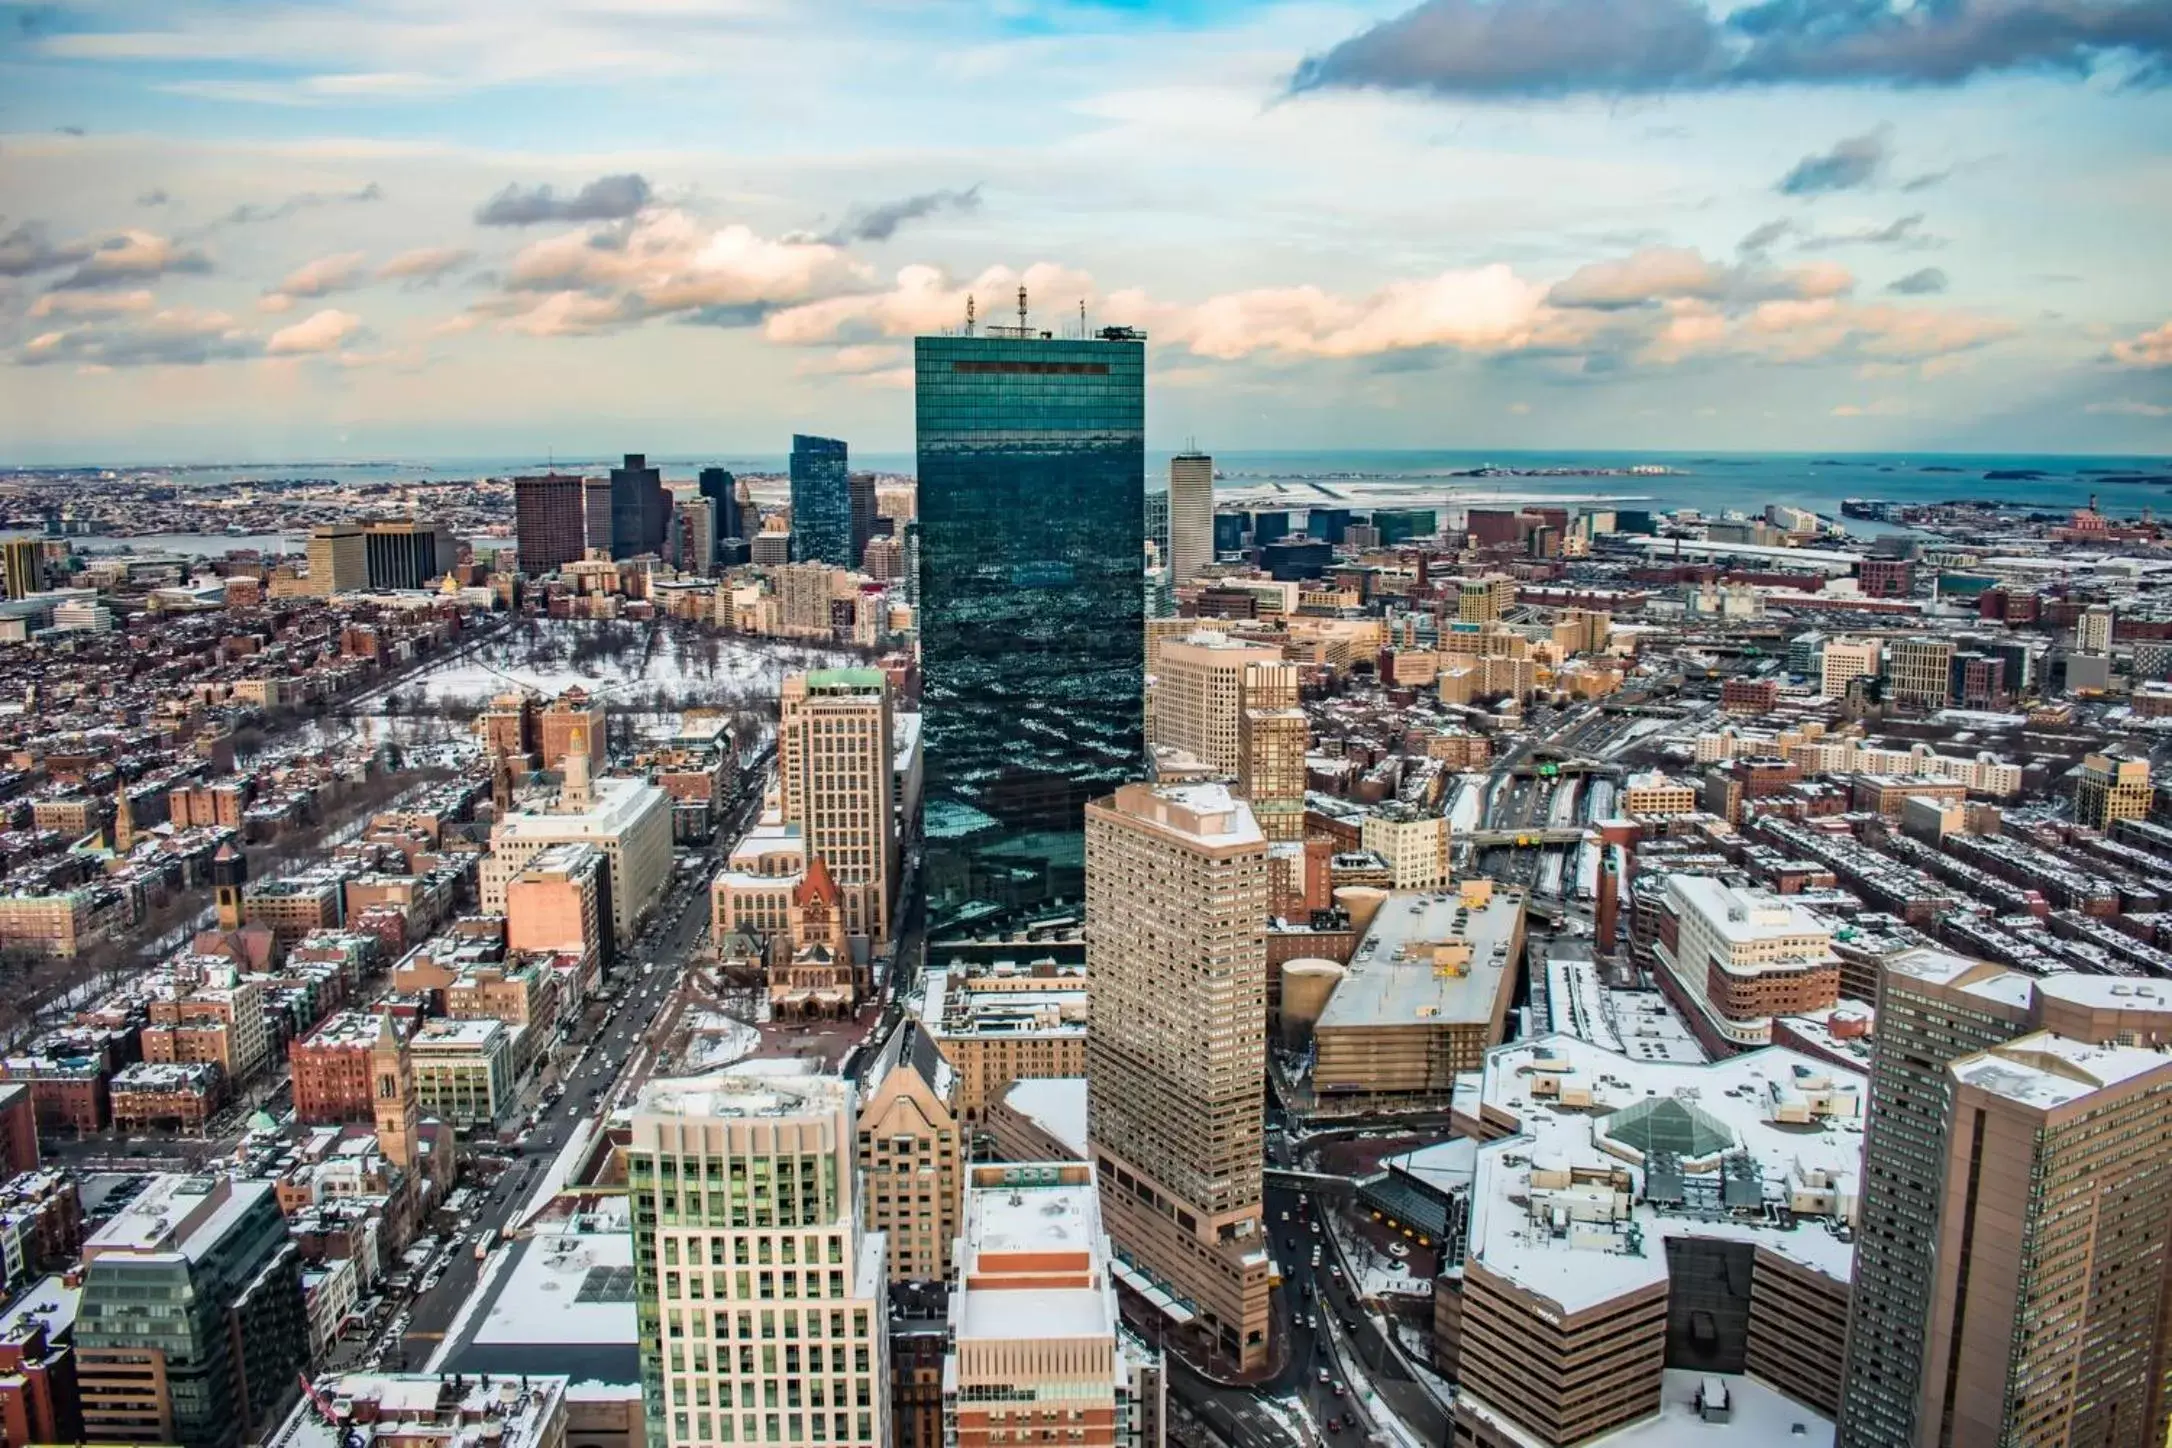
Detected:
left=1538, top=852, right=1564, bottom=897
left=1257, top=1396, right=1317, bottom=1445
left=1574, top=840, right=1599, bottom=899
left=1353, top=1256, right=1418, bottom=1298
left=1391, top=1325, right=1457, bottom=1410
left=1447, top=777, right=1485, bottom=834
left=683, top=1013, right=761, bottom=1072
left=1585, top=778, right=1616, bottom=820
left=402, top=627, right=858, bottom=708
left=1548, top=778, right=1581, bottom=826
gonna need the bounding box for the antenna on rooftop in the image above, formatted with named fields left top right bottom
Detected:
left=1017, top=285, right=1028, bottom=333
left=964, top=295, right=975, bottom=336
left=1079, top=299, right=1087, bottom=338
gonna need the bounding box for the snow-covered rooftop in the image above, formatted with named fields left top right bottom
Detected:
left=1467, top=1033, right=1866, bottom=1316
left=1000, top=1077, right=1088, bottom=1158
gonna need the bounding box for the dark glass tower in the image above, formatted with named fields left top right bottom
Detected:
left=916, top=326, right=1146, bottom=929
left=698, top=466, right=740, bottom=551
left=789, top=435, right=851, bottom=566
left=609, top=452, right=664, bottom=559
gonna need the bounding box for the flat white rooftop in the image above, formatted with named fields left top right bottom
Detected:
left=1317, top=886, right=1524, bottom=1032
left=1952, top=1032, right=2172, bottom=1110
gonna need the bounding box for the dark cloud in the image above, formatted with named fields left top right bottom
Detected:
left=0, top=222, right=95, bottom=278
left=1797, top=212, right=1940, bottom=249
left=679, top=302, right=777, bottom=328
left=136, top=188, right=172, bottom=208
left=19, top=312, right=258, bottom=368
left=55, top=125, right=85, bottom=137
left=49, top=233, right=212, bottom=290
left=1900, top=167, right=1952, bottom=191
left=475, top=174, right=652, bottom=227
left=821, top=185, right=982, bottom=245
left=215, top=182, right=382, bottom=228
left=1290, top=0, right=2172, bottom=98
left=1291, top=0, right=1723, bottom=98
left=1886, top=266, right=1950, bottom=293
left=1777, top=128, right=1889, bottom=195
left=1737, top=218, right=1798, bottom=254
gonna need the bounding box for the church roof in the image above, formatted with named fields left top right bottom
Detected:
left=794, top=855, right=840, bottom=908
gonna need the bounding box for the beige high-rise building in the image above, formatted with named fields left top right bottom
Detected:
left=1151, top=633, right=1282, bottom=774
left=306, top=525, right=367, bottom=595
left=778, top=668, right=898, bottom=944
left=1820, top=637, right=1881, bottom=697
left=1457, top=575, right=1516, bottom=624
left=1168, top=452, right=1212, bottom=586
left=1884, top=636, right=1953, bottom=708
left=1238, top=660, right=1305, bottom=844
left=2078, top=601, right=2115, bottom=654
left=2074, top=751, right=2151, bottom=829
left=1085, top=782, right=1271, bottom=1371
left=629, top=1073, right=889, bottom=1448
left=854, top=1021, right=960, bottom=1284
left=1152, top=633, right=1307, bottom=842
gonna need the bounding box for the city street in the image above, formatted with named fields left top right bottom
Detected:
left=389, top=768, right=766, bottom=1370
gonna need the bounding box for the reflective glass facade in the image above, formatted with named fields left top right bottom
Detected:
left=916, top=332, right=1146, bottom=928
left=790, top=434, right=852, bottom=566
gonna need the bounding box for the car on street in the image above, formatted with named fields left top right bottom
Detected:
left=1316, top=1369, right=1330, bottom=1385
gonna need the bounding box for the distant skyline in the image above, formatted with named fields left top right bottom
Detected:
left=2, top=0, right=2169, bottom=463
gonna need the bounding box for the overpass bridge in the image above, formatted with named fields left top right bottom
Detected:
left=1506, top=758, right=1621, bottom=779
left=1460, top=827, right=1588, bottom=847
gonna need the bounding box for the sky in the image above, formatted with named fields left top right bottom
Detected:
left=1, top=0, right=2169, bottom=464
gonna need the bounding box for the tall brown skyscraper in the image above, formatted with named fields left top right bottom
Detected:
left=1841, top=950, right=2172, bottom=1447
left=514, top=472, right=588, bottom=575
left=1914, top=1033, right=2172, bottom=1446
left=1085, top=781, right=1271, bottom=1370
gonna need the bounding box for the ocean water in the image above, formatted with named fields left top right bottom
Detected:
left=32, top=448, right=2172, bottom=529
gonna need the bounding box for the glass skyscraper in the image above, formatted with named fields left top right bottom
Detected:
left=790, top=434, right=851, bottom=566
left=916, top=326, right=1146, bottom=929
left=698, top=465, right=740, bottom=548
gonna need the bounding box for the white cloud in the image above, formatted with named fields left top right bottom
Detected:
left=266, top=307, right=364, bottom=354
left=763, top=261, right=1092, bottom=346
left=261, top=250, right=371, bottom=311
left=2111, top=320, right=2172, bottom=369
left=28, top=289, right=157, bottom=319
left=484, top=209, right=871, bottom=335
left=378, top=246, right=475, bottom=282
